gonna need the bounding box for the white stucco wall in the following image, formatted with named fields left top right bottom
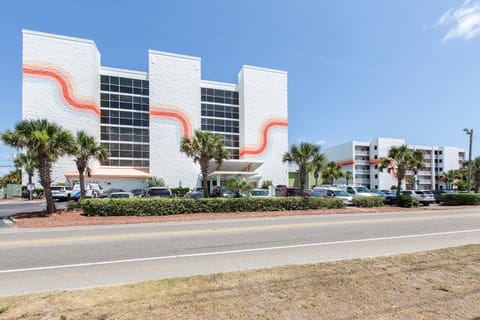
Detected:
left=22, top=30, right=100, bottom=185
left=148, top=50, right=201, bottom=189
left=238, top=66, right=288, bottom=186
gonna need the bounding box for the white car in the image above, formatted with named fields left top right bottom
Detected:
left=312, top=187, right=353, bottom=205
left=51, top=186, right=73, bottom=201
left=109, top=192, right=134, bottom=199
left=401, top=190, right=435, bottom=206
left=340, top=185, right=379, bottom=197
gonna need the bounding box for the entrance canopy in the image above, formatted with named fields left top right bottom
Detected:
left=207, top=159, right=263, bottom=180
left=65, top=167, right=152, bottom=179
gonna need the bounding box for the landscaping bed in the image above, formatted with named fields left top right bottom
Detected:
left=12, top=204, right=479, bottom=228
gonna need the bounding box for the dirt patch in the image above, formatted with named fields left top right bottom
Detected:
left=11, top=204, right=480, bottom=228
left=1, top=245, right=479, bottom=319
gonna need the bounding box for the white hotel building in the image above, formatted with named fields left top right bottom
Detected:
left=22, top=30, right=289, bottom=191
left=324, top=137, right=465, bottom=191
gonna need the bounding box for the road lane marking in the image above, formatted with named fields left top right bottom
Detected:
left=1, top=228, right=480, bottom=274
left=1, top=212, right=480, bottom=247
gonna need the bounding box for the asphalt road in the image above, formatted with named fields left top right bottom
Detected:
left=0, top=201, right=69, bottom=218
left=1, top=208, right=480, bottom=296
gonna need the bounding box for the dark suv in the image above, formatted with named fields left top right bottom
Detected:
left=144, top=187, right=172, bottom=198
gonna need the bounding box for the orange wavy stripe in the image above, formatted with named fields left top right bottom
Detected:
left=150, top=108, right=192, bottom=138
left=338, top=160, right=355, bottom=166
left=23, top=66, right=100, bottom=116
left=240, top=120, right=288, bottom=157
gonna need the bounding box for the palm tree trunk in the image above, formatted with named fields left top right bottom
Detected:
left=79, top=170, right=86, bottom=200
left=396, top=170, right=404, bottom=201
left=38, top=159, right=55, bottom=213
left=201, top=158, right=209, bottom=198
left=299, top=166, right=306, bottom=196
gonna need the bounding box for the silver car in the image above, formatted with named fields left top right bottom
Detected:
left=401, top=190, right=435, bottom=206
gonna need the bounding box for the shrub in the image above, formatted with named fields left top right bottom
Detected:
left=79, top=196, right=345, bottom=216
left=352, top=196, right=385, bottom=208
left=398, top=195, right=419, bottom=208
left=442, top=193, right=480, bottom=206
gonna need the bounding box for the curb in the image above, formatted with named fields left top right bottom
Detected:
left=1, top=217, right=15, bottom=228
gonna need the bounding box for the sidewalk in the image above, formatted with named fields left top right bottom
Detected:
left=0, top=198, right=45, bottom=204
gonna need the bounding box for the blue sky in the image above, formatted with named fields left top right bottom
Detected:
left=1, top=0, right=480, bottom=176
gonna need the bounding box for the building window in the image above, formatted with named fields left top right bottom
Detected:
left=374, top=145, right=377, bottom=150
left=100, top=75, right=150, bottom=167
left=201, top=88, right=240, bottom=159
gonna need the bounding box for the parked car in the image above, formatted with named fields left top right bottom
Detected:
left=212, top=186, right=236, bottom=198
left=340, top=185, right=379, bottom=197
left=401, top=190, right=435, bottom=206
left=99, top=188, right=125, bottom=198
left=275, top=185, right=288, bottom=197
left=370, top=189, right=386, bottom=197
left=71, top=183, right=103, bottom=201
left=130, top=188, right=145, bottom=197
left=144, top=187, right=173, bottom=198
left=433, top=190, right=455, bottom=203
left=250, top=189, right=269, bottom=197
left=312, top=187, right=353, bottom=205
left=51, top=186, right=73, bottom=201
left=286, top=187, right=303, bottom=197
left=109, top=192, right=134, bottom=198
left=184, top=190, right=205, bottom=199
left=382, top=190, right=397, bottom=205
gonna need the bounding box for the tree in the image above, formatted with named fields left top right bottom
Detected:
left=1, top=119, right=74, bottom=213
left=472, top=157, right=480, bottom=193
left=72, top=131, right=109, bottom=200
left=226, top=176, right=252, bottom=197
left=283, top=142, right=324, bottom=195
left=442, top=169, right=460, bottom=190
left=321, top=161, right=344, bottom=185
left=1, top=169, right=22, bottom=185
left=146, top=176, right=166, bottom=187
left=180, top=130, right=230, bottom=197
left=379, top=145, right=425, bottom=200
left=13, top=151, right=37, bottom=185
left=310, top=153, right=326, bottom=187
left=344, top=171, right=353, bottom=186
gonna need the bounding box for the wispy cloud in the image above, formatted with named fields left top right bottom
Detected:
left=436, top=0, right=480, bottom=41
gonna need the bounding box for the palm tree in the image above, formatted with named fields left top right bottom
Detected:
left=14, top=151, right=37, bottom=200
left=310, top=153, right=326, bottom=187
left=72, top=131, right=109, bottom=200
left=322, top=161, right=344, bottom=185
left=442, top=169, right=460, bottom=190
left=472, top=157, right=480, bottom=193
left=13, top=151, right=37, bottom=185
left=180, top=130, right=230, bottom=197
left=344, top=171, right=353, bottom=185
left=1, top=119, right=74, bottom=213
left=380, top=145, right=425, bottom=200
left=226, top=176, right=252, bottom=197
left=146, top=176, right=166, bottom=187
left=283, top=142, right=324, bottom=195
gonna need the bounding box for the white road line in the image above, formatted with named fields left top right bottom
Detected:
left=1, top=228, right=480, bottom=274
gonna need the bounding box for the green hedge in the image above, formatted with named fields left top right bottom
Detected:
left=78, top=197, right=345, bottom=216
left=351, top=196, right=385, bottom=208
left=442, top=193, right=480, bottom=206
left=398, top=195, right=419, bottom=208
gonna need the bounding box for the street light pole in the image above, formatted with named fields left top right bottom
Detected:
left=463, top=128, right=473, bottom=192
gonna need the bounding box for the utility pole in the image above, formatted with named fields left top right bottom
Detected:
left=463, top=128, right=473, bottom=192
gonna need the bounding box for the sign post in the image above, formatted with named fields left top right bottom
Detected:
left=27, top=183, right=35, bottom=201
